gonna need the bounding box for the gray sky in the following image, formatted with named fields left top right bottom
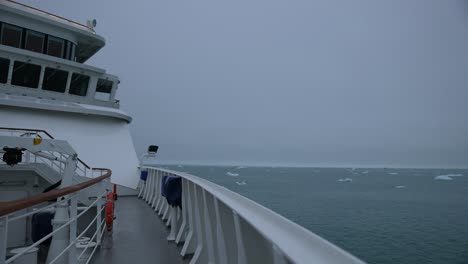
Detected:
left=18, top=0, right=468, bottom=168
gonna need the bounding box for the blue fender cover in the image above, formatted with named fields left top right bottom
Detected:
left=163, top=176, right=182, bottom=208
left=140, top=170, right=148, bottom=181
left=161, top=175, right=169, bottom=197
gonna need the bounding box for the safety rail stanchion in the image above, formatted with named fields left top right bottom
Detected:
left=150, top=170, right=157, bottom=205
left=153, top=170, right=162, bottom=212
left=151, top=170, right=159, bottom=208
left=96, top=190, right=103, bottom=246
left=175, top=178, right=188, bottom=244
left=0, top=216, right=8, bottom=264
left=143, top=171, right=149, bottom=202
left=146, top=170, right=153, bottom=204
left=68, top=195, right=78, bottom=263
left=150, top=170, right=155, bottom=203
left=142, top=172, right=149, bottom=201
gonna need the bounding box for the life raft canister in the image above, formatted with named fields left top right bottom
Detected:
left=105, top=192, right=115, bottom=232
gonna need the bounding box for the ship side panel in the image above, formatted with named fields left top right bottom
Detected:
left=0, top=106, right=140, bottom=189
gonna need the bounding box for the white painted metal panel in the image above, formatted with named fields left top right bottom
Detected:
left=0, top=107, right=139, bottom=188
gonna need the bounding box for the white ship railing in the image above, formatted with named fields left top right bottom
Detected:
left=0, top=127, right=95, bottom=179
left=0, top=169, right=111, bottom=264
left=139, top=166, right=365, bottom=264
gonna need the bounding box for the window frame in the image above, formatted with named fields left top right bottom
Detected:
left=94, top=78, right=114, bottom=101
left=1, top=23, right=23, bottom=48
left=46, top=35, right=65, bottom=58
left=68, top=72, right=90, bottom=97
left=24, top=29, right=45, bottom=53
left=42, top=67, right=69, bottom=93
left=11, top=60, right=42, bottom=89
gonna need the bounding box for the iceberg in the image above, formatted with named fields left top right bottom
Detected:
left=434, top=174, right=463, bottom=181
left=236, top=166, right=247, bottom=169
left=337, top=178, right=353, bottom=182
left=236, top=180, right=247, bottom=186
left=388, top=172, right=398, bottom=175
left=395, top=185, right=406, bottom=189
left=226, top=172, right=240, bottom=177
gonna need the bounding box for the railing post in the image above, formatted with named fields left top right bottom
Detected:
left=167, top=206, right=178, bottom=241
left=0, top=216, right=8, bottom=264
left=68, top=195, right=78, bottom=263
left=46, top=201, right=70, bottom=264
left=96, top=192, right=103, bottom=246
left=147, top=170, right=155, bottom=204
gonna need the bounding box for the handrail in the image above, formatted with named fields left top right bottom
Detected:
left=0, top=127, right=91, bottom=169
left=4, top=0, right=94, bottom=32
left=0, top=168, right=111, bottom=217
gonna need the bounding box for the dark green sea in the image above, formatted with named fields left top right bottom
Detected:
left=160, top=165, right=468, bottom=264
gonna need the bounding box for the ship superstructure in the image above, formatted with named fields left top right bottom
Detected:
left=0, top=1, right=365, bottom=263
left=0, top=0, right=139, bottom=189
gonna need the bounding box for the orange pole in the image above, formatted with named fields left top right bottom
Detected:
left=113, top=184, right=118, bottom=200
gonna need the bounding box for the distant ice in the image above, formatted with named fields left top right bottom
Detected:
left=434, top=174, right=463, bottom=181
left=236, top=166, right=247, bottom=169
left=395, top=186, right=406, bottom=189
left=236, top=180, right=247, bottom=186
left=226, top=172, right=240, bottom=177
left=177, top=165, right=183, bottom=168
left=434, top=175, right=453, bottom=181
left=337, top=178, right=353, bottom=182
left=361, top=171, right=369, bottom=174
left=388, top=172, right=398, bottom=175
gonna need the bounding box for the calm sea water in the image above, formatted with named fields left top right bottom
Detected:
left=160, top=165, right=468, bottom=264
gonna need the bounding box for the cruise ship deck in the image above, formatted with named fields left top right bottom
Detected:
left=92, top=196, right=190, bottom=264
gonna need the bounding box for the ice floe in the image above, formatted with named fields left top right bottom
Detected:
left=337, top=178, right=353, bottom=182
left=434, top=174, right=463, bottom=181
left=388, top=172, right=398, bottom=175
left=236, top=180, right=247, bottom=186
left=395, top=185, right=406, bottom=189
left=226, top=172, right=240, bottom=177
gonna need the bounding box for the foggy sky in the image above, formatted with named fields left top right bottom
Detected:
left=16, top=0, right=468, bottom=168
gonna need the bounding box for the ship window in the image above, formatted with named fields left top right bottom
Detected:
left=95, top=79, right=113, bottom=101
left=11, top=61, right=41, bottom=88
left=69, top=43, right=76, bottom=61
left=25, top=30, right=45, bottom=53
left=65, top=41, right=71, bottom=60
left=0, top=57, right=10, bottom=83
left=1, top=24, right=22, bottom=48
left=42, top=67, right=68, bottom=93
left=69, top=73, right=89, bottom=96
left=47, top=36, right=64, bottom=58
